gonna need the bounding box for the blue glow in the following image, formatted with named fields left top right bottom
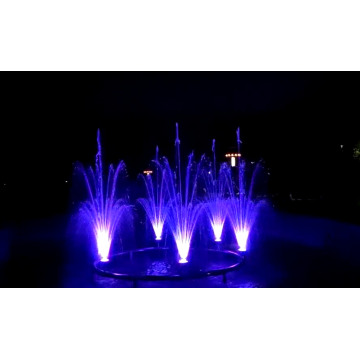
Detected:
left=224, top=128, right=262, bottom=252
left=138, top=146, right=168, bottom=242
left=164, top=124, right=204, bottom=263
left=202, top=142, right=228, bottom=243
left=77, top=130, right=128, bottom=262
left=77, top=125, right=266, bottom=267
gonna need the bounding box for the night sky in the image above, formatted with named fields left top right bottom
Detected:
left=1, top=72, right=359, bottom=219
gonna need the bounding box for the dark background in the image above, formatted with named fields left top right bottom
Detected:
left=0, top=72, right=359, bottom=222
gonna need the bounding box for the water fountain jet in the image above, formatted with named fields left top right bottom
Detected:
left=138, top=146, right=169, bottom=242
left=202, top=140, right=228, bottom=243
left=164, top=123, right=204, bottom=263
left=77, top=129, right=128, bottom=262
left=225, top=127, right=262, bottom=252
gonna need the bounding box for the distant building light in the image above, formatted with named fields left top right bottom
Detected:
left=231, top=157, right=236, bottom=167
left=225, top=153, right=241, bottom=158
left=143, top=170, right=153, bottom=175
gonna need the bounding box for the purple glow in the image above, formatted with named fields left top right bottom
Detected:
left=224, top=127, right=262, bottom=252
left=164, top=124, right=204, bottom=263
left=202, top=140, right=228, bottom=242
left=138, top=147, right=168, bottom=241
left=235, top=229, right=250, bottom=251
left=96, top=228, right=111, bottom=261
left=211, top=219, right=225, bottom=241
left=226, top=176, right=257, bottom=252
left=206, top=197, right=227, bottom=242
left=77, top=130, right=128, bottom=262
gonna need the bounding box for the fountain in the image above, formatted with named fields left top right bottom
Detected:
left=202, top=140, right=228, bottom=242
left=137, top=146, right=169, bottom=241
left=163, top=123, right=204, bottom=263
left=225, top=127, right=262, bottom=251
left=90, top=125, right=245, bottom=287
left=77, top=129, right=128, bottom=262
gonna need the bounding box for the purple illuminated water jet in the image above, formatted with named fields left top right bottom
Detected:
left=138, top=146, right=169, bottom=241
left=77, top=130, right=128, bottom=262
left=202, top=140, right=228, bottom=242
left=224, top=128, right=262, bottom=252
left=164, top=124, right=204, bottom=263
